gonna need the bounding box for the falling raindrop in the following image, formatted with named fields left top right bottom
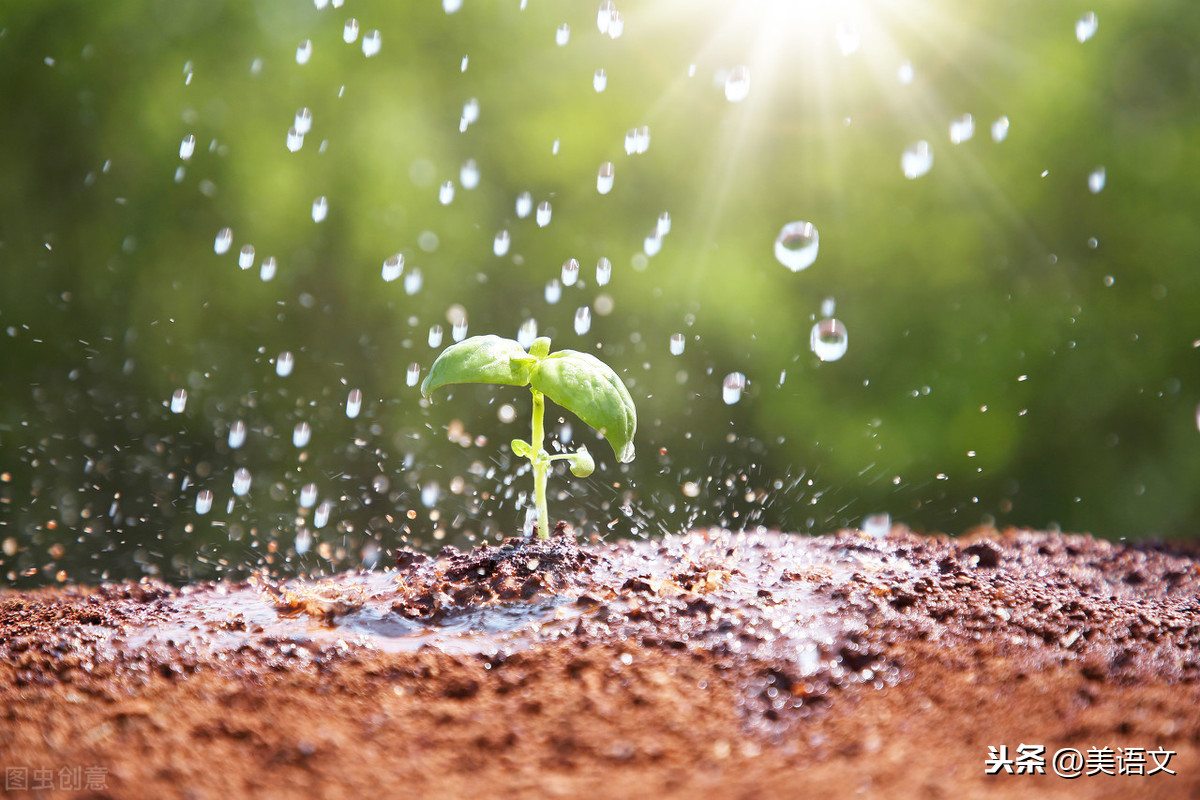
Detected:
left=295, top=528, right=313, bottom=554
left=574, top=306, right=591, bottom=335
left=179, top=135, right=195, bottom=161
left=461, top=55, right=469, bottom=72
left=863, top=513, right=891, bottom=538
left=656, top=211, right=671, bottom=236
left=232, top=467, right=252, bottom=496
left=561, top=258, right=579, bottom=286
left=774, top=221, right=819, bottom=272
left=314, top=501, right=332, bottom=529
left=556, top=23, right=570, bottom=46
left=536, top=201, right=552, bottom=227
left=1075, top=11, right=1098, bottom=43
left=821, top=297, right=836, bottom=317
left=517, top=319, right=538, bottom=348
left=835, top=22, right=861, bottom=55
left=515, top=192, right=534, bottom=218
left=897, top=60, right=914, bottom=84
left=724, top=66, right=750, bottom=102
left=597, top=1, right=614, bottom=32
left=810, top=318, right=849, bottom=362
left=545, top=279, right=562, bottom=304
left=444, top=0, right=462, bottom=13
left=670, top=333, right=685, bottom=355
left=294, top=107, right=313, bottom=135
left=596, top=257, right=612, bottom=286
left=421, top=482, right=440, bottom=508
left=902, top=140, right=933, bottom=179
left=293, top=422, right=312, bottom=448
left=722, top=372, right=746, bottom=405
left=343, top=18, right=359, bottom=43
left=214, top=228, right=233, bottom=255
left=493, top=230, right=511, bottom=257
left=296, top=40, right=313, bottom=65
left=634, top=126, right=650, bottom=154
left=286, top=127, right=304, bottom=152
left=949, top=113, right=974, bottom=144
left=452, top=316, right=468, bottom=342
left=195, top=490, right=214, bottom=515
left=428, top=324, right=444, bottom=348
left=228, top=421, right=247, bottom=449
left=462, top=97, right=480, bottom=125
left=1088, top=166, right=1106, bottom=194
left=260, top=256, right=277, bottom=282
left=170, top=388, right=188, bottom=414
left=991, top=116, right=1009, bottom=143
left=276, top=351, right=295, bottom=377
left=404, top=267, right=423, bottom=295
left=406, top=363, right=421, bottom=387
left=238, top=245, right=255, bottom=270
left=362, top=29, right=381, bottom=57
left=460, top=159, right=480, bottom=189
left=382, top=254, right=404, bottom=282
left=299, top=483, right=318, bottom=508
left=312, top=196, right=329, bottom=223
left=597, top=162, right=614, bottom=194
left=346, top=389, right=362, bottom=418
left=438, top=181, right=455, bottom=205
left=607, top=11, right=624, bottom=38
left=593, top=69, right=607, bottom=92
left=643, top=233, right=662, bottom=257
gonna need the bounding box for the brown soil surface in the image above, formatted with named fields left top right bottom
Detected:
left=2, top=526, right=1199, bottom=799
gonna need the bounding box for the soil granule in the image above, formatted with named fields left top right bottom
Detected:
left=2, top=526, right=1198, bottom=798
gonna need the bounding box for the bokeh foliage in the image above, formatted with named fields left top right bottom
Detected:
left=2, top=0, right=1199, bottom=585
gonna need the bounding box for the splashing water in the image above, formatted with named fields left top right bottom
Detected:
left=723, top=372, right=747, bottom=405
left=902, top=140, right=933, bottom=179
left=810, top=318, right=849, bottom=362
left=774, top=221, right=819, bottom=272
left=724, top=66, right=750, bottom=103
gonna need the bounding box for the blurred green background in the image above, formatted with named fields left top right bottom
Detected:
left=3, top=0, right=1199, bottom=586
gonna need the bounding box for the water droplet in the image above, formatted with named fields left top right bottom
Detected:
left=438, top=181, right=455, bottom=205
left=1087, top=236, right=1099, bottom=249
left=382, top=254, right=404, bottom=282
left=179, top=135, right=195, bottom=161
left=862, top=512, right=890, bottom=538
left=404, top=268, right=423, bottom=295
left=294, top=108, right=313, bottom=135
left=607, top=11, right=624, bottom=39
left=460, top=55, right=469, bottom=72
left=293, top=422, right=312, bottom=448
left=545, top=279, right=562, bottom=304
left=299, top=483, right=318, bottom=508
left=574, top=306, right=591, bottom=335
left=670, top=333, right=685, bottom=355
left=286, top=127, right=304, bottom=152
left=949, top=113, right=974, bottom=144
left=296, top=40, right=313, bottom=65
left=428, top=324, right=444, bottom=348
left=343, top=18, right=359, bottom=43
left=295, top=528, right=313, bottom=554
left=536, top=201, right=552, bottom=227
left=460, top=159, right=480, bottom=189
left=312, top=196, right=329, bottom=223
left=517, top=319, right=538, bottom=349
left=597, top=1, right=615, bottom=32
left=170, top=388, right=188, bottom=414
left=901, top=140, right=933, bottom=179
left=346, top=389, right=362, bottom=418
left=810, top=318, right=849, bottom=362
left=406, top=363, right=421, bottom=387
left=421, top=482, right=440, bottom=508
left=597, top=162, right=614, bottom=194
left=228, top=421, right=247, bottom=449
left=991, top=116, right=1009, bottom=143
left=593, top=68, right=607, bottom=92
left=314, top=501, right=332, bottom=529
left=260, top=256, right=277, bottom=282
left=362, top=29, right=381, bottom=57
left=596, top=257, right=612, bottom=286
left=897, top=60, right=914, bottom=84
left=514, top=192, right=533, bottom=219
left=443, top=0, right=462, bottom=13
left=493, top=230, right=511, bottom=257
left=556, top=23, right=570, bottom=46
left=214, top=228, right=233, bottom=255
left=452, top=316, right=469, bottom=342
left=774, top=221, right=819, bottom=272
left=656, top=212, right=672, bottom=237
left=722, top=372, right=746, bottom=405
left=1088, top=166, right=1106, bottom=194
left=462, top=98, right=480, bottom=127
left=821, top=296, right=836, bottom=317
left=238, top=245, right=255, bottom=270
left=499, top=404, right=517, bottom=424
left=195, top=490, right=214, bottom=515
left=233, top=467, right=252, bottom=496
left=643, top=233, right=662, bottom=257
left=314, top=0, right=328, bottom=9
left=1075, top=11, right=1098, bottom=43
left=561, top=258, right=579, bottom=286
left=276, top=351, right=295, bottom=377
left=724, top=65, right=750, bottom=103
left=835, top=22, right=860, bottom=55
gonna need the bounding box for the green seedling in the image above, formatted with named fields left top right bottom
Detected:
left=421, top=334, right=636, bottom=538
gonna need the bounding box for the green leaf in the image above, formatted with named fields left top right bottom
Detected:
left=567, top=445, right=595, bottom=477
left=531, top=350, right=636, bottom=462
left=421, top=335, right=535, bottom=399
left=511, top=438, right=532, bottom=458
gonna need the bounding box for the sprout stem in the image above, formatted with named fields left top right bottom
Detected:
left=530, top=388, right=550, bottom=538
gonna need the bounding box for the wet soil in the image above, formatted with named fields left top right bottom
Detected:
left=2, top=526, right=1199, bottom=798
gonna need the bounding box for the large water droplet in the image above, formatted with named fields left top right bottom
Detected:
left=607, top=11, right=624, bottom=38
left=421, top=482, right=440, bottom=508
left=343, top=18, right=359, bottom=43
left=406, top=363, right=420, bottom=387
left=670, top=333, right=685, bottom=355
left=949, top=113, right=974, bottom=144
left=346, top=389, right=362, bottom=419
left=195, top=490, right=214, bottom=515
left=515, top=191, right=533, bottom=218
left=596, top=257, right=612, bottom=286
left=170, top=388, right=188, bottom=414
left=286, top=127, right=304, bottom=152
left=179, top=135, right=196, bottom=161
left=593, top=69, right=607, bottom=92
left=460, top=159, right=480, bottom=190
left=656, top=212, right=671, bottom=236
left=438, top=181, right=455, bottom=205
left=293, top=422, right=312, bottom=448
left=545, top=279, right=562, bottom=304
left=314, top=501, right=332, bottom=529
left=382, top=254, right=404, bottom=282
left=404, top=267, right=423, bottom=295
left=597, top=162, right=614, bottom=194
left=276, top=351, right=295, bottom=377
left=428, top=324, right=444, bottom=348
left=517, top=319, right=538, bottom=349
left=296, top=40, right=313, bottom=65
left=260, top=256, right=277, bottom=282
left=362, top=29, right=382, bottom=57
left=536, top=201, right=552, bottom=227
left=722, top=372, right=746, bottom=405
left=232, top=467, right=252, bottom=496
left=452, top=315, right=469, bottom=342
left=774, top=221, right=819, bottom=272
left=294, top=108, right=313, bottom=135
left=724, top=65, right=750, bottom=102
left=902, top=140, right=933, bottom=179
left=561, top=258, right=579, bottom=286
left=238, top=244, right=255, bottom=270
left=810, top=318, right=849, bottom=362
left=295, top=528, right=313, bottom=554
left=991, top=116, right=1009, bottom=143
left=597, top=1, right=614, bottom=32
left=228, top=421, right=247, bottom=449
left=574, top=306, right=591, bottom=335
left=1075, top=11, right=1098, bottom=43
left=214, top=228, right=233, bottom=255
left=1088, top=166, right=1106, bottom=194
left=643, top=233, right=662, bottom=257
left=299, top=483, right=318, bottom=508
left=311, top=196, right=328, bottom=223
left=555, top=23, right=571, bottom=46
left=444, top=0, right=462, bottom=13
left=493, top=230, right=511, bottom=257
